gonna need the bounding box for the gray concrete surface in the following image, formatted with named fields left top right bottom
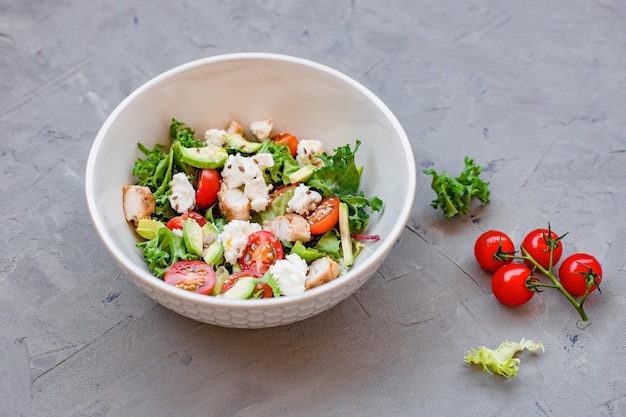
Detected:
left=2, top=1, right=626, bottom=416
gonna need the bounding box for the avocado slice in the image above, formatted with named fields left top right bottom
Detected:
left=221, top=276, right=256, bottom=299
left=135, top=218, right=165, bottom=239
left=288, top=164, right=317, bottom=184
left=173, top=142, right=228, bottom=169
left=224, top=133, right=263, bottom=153
left=183, top=218, right=203, bottom=257
left=211, top=266, right=230, bottom=296
left=201, top=222, right=224, bottom=266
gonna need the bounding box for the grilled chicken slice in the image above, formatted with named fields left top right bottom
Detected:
left=263, top=213, right=311, bottom=243
left=305, top=256, right=340, bottom=290
left=122, top=185, right=155, bottom=226
left=218, top=187, right=250, bottom=222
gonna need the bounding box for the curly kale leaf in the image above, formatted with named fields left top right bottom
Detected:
left=170, top=118, right=206, bottom=148
left=423, top=156, right=490, bottom=219
left=132, top=143, right=168, bottom=189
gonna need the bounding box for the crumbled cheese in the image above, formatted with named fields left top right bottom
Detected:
left=296, top=139, right=325, bottom=167
left=250, top=153, right=274, bottom=170
left=168, top=172, right=195, bottom=214
left=221, top=154, right=263, bottom=189
left=269, top=253, right=308, bottom=296
left=250, top=119, right=273, bottom=140
left=218, top=220, right=262, bottom=265
left=221, top=153, right=275, bottom=212
left=204, top=128, right=227, bottom=146
left=244, top=177, right=272, bottom=212
left=287, top=184, right=322, bottom=215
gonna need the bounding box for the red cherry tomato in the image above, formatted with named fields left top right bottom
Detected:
left=307, top=197, right=340, bottom=235
left=239, top=231, right=284, bottom=273
left=272, top=133, right=298, bottom=157
left=474, top=230, right=515, bottom=271
left=166, top=211, right=207, bottom=230
left=558, top=253, right=603, bottom=296
left=164, top=260, right=216, bottom=295
left=221, top=270, right=273, bottom=298
left=521, top=228, right=563, bottom=270
left=196, top=169, right=221, bottom=210
left=491, top=263, right=535, bottom=306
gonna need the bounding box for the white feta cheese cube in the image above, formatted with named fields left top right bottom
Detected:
left=218, top=220, right=262, bottom=265
left=269, top=253, right=308, bottom=296
left=221, top=154, right=263, bottom=189
left=244, top=177, right=272, bottom=212
left=287, top=184, right=322, bottom=215
left=204, top=128, right=227, bottom=146
left=168, top=172, right=196, bottom=214
left=296, top=139, right=325, bottom=167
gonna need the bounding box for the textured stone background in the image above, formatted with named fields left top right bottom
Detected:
left=2, top=1, right=626, bottom=416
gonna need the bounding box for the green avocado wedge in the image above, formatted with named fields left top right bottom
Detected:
left=224, top=133, right=263, bottom=153
left=182, top=218, right=203, bottom=257
left=173, top=142, right=228, bottom=169
left=221, top=276, right=256, bottom=299
left=201, top=222, right=224, bottom=266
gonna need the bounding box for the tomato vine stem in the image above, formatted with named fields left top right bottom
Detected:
left=501, top=247, right=591, bottom=328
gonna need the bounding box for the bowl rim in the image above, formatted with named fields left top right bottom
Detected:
left=85, top=52, right=417, bottom=310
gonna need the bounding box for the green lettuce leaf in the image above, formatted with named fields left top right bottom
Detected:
left=315, top=230, right=341, bottom=260
left=465, top=338, right=545, bottom=378
left=131, top=143, right=175, bottom=221
left=256, top=139, right=300, bottom=184
left=290, top=240, right=327, bottom=264
left=251, top=186, right=295, bottom=224
left=136, top=227, right=199, bottom=278
left=307, top=141, right=382, bottom=233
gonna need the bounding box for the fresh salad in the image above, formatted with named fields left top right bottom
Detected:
left=122, top=118, right=383, bottom=299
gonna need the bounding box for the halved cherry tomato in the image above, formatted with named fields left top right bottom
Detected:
left=474, top=230, right=515, bottom=271
left=521, top=227, right=563, bottom=270
left=271, top=133, right=298, bottom=157
left=221, top=270, right=273, bottom=298
left=166, top=211, right=207, bottom=230
left=196, top=168, right=221, bottom=210
left=239, top=230, right=284, bottom=273
left=307, top=197, right=340, bottom=235
left=164, top=260, right=216, bottom=295
left=491, top=263, right=535, bottom=306
left=558, top=253, right=602, bottom=296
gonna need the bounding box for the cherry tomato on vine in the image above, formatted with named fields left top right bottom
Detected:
left=308, top=197, right=340, bottom=235
left=474, top=230, right=515, bottom=271
left=239, top=230, right=284, bottom=273
left=166, top=211, right=207, bottom=230
left=558, top=253, right=603, bottom=296
left=196, top=168, right=221, bottom=210
left=221, top=270, right=274, bottom=298
left=271, top=133, right=299, bottom=157
left=164, top=260, right=216, bottom=294
left=521, top=227, right=563, bottom=270
left=491, top=263, right=535, bottom=306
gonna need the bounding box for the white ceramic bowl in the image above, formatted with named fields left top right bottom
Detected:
left=85, top=53, right=416, bottom=328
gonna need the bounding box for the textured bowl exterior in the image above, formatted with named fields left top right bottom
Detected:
left=86, top=53, right=416, bottom=328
